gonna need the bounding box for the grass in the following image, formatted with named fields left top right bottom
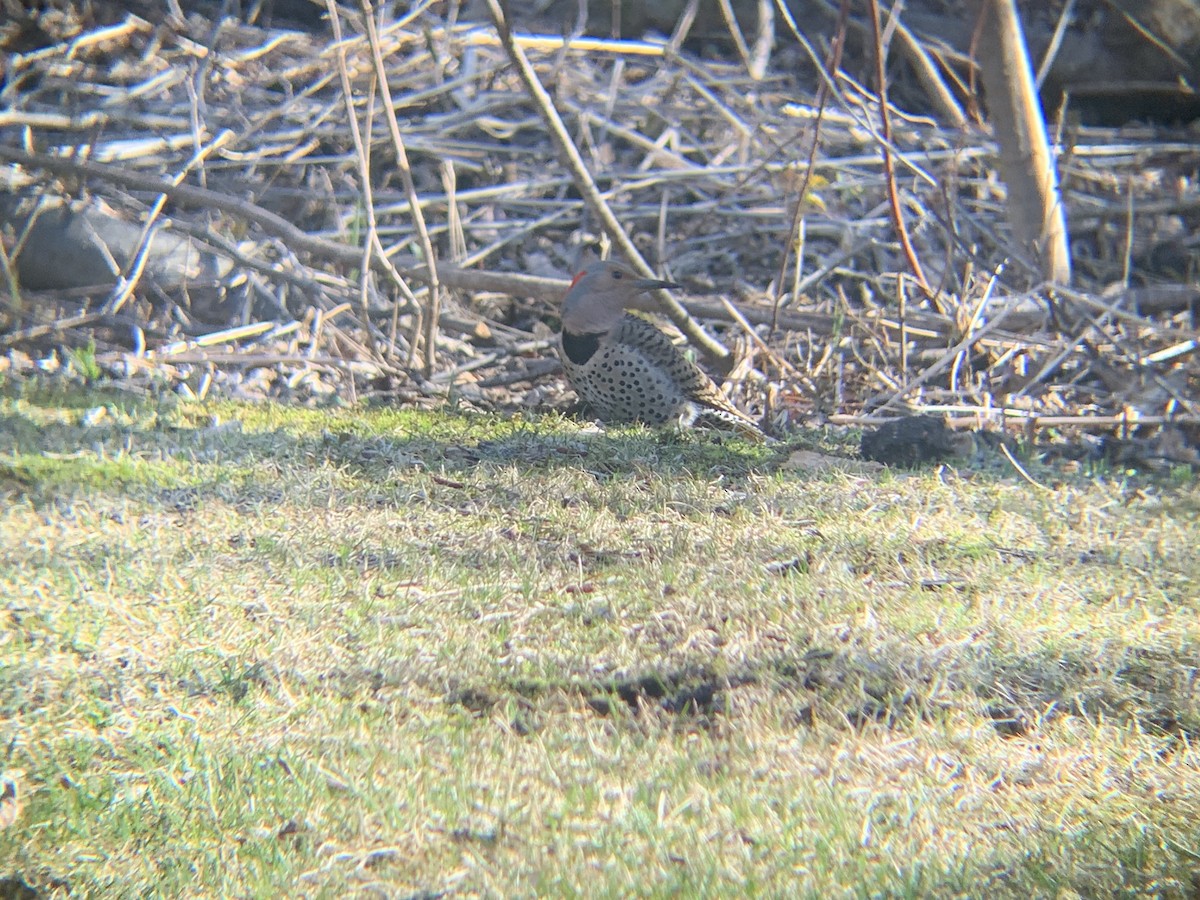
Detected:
left=1, top=378, right=1198, bottom=898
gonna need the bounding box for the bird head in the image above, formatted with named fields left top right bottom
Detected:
left=560, top=260, right=679, bottom=333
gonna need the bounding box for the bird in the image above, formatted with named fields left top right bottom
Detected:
left=556, top=258, right=767, bottom=440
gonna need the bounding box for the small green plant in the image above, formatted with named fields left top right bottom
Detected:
left=65, top=339, right=102, bottom=382
left=1169, top=464, right=1194, bottom=485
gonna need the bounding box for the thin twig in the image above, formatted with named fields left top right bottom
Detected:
left=482, top=0, right=731, bottom=369
left=1035, top=0, right=1076, bottom=88
left=890, top=16, right=966, bottom=127
left=1000, top=442, right=1053, bottom=491
left=873, top=267, right=1006, bottom=412
left=103, top=130, right=233, bottom=315
left=0, top=145, right=363, bottom=267
left=361, top=0, right=443, bottom=376
left=327, top=0, right=396, bottom=366
left=829, top=412, right=1200, bottom=428
left=719, top=296, right=815, bottom=391
left=868, top=0, right=930, bottom=293
left=768, top=0, right=849, bottom=338
left=716, top=0, right=755, bottom=79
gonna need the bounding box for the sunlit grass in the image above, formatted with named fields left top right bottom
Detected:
left=1, top=382, right=1198, bottom=897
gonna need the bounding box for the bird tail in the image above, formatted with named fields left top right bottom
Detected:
left=686, top=404, right=771, bottom=442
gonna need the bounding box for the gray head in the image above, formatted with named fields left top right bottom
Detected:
left=560, top=260, right=679, bottom=333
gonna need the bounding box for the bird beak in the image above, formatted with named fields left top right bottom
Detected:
left=635, top=277, right=680, bottom=292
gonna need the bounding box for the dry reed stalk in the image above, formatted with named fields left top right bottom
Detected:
left=973, top=0, right=1072, bottom=284
left=482, top=0, right=731, bottom=369
left=868, top=0, right=931, bottom=294
left=359, top=0, right=443, bottom=376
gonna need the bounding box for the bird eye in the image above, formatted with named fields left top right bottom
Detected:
left=612, top=270, right=623, bottom=279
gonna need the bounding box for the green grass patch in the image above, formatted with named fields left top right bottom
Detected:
left=2, top=386, right=1198, bottom=897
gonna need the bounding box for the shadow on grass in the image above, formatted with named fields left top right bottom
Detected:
left=0, top=381, right=796, bottom=496
left=424, top=638, right=1200, bottom=745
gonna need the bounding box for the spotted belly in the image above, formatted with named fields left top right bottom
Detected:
left=561, top=339, right=687, bottom=425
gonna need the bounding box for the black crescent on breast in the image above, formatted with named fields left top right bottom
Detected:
left=561, top=330, right=602, bottom=365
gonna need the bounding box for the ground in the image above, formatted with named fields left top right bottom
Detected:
left=1, top=379, right=1198, bottom=898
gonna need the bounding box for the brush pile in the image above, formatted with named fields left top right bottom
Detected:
left=1, top=1, right=1197, bottom=465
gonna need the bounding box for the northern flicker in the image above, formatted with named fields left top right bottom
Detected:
left=557, top=259, right=766, bottom=440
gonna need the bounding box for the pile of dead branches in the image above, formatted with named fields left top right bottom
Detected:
left=1, top=2, right=1197, bottom=460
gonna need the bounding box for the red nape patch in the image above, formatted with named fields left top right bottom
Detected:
left=568, top=270, right=587, bottom=289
